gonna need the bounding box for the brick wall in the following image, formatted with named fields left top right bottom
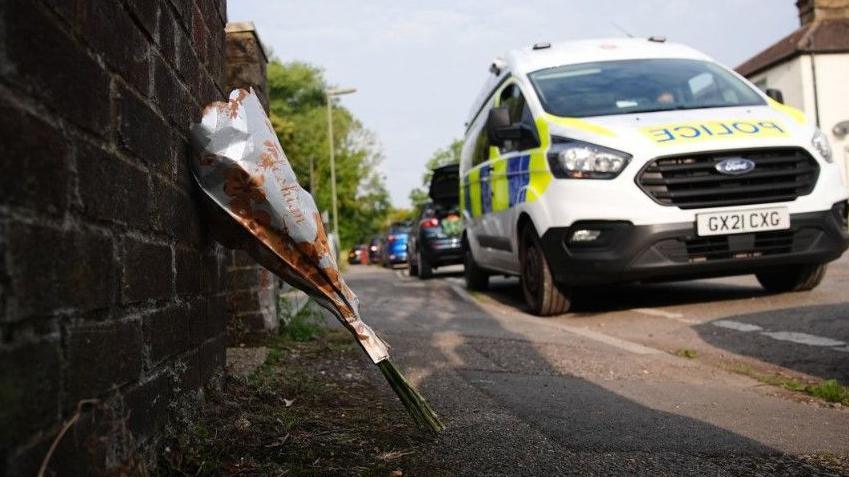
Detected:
left=0, top=0, right=230, bottom=473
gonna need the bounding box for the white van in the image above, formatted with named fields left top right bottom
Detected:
left=460, top=38, right=849, bottom=316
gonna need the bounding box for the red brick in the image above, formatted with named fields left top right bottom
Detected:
left=177, top=349, right=203, bottom=390
left=5, top=0, right=111, bottom=134
left=175, top=247, right=207, bottom=295
left=151, top=177, right=204, bottom=244
left=43, top=0, right=79, bottom=25
left=152, top=55, right=194, bottom=132
left=121, top=238, right=173, bottom=303
left=80, top=0, right=150, bottom=96
left=226, top=290, right=263, bottom=314
left=123, top=372, right=174, bottom=439
left=188, top=295, right=227, bottom=347
left=175, top=29, right=201, bottom=93
left=191, top=4, right=208, bottom=64
left=216, top=0, right=227, bottom=26
left=168, top=0, right=193, bottom=31
left=124, top=0, right=160, bottom=40
left=199, top=70, right=224, bottom=107
left=0, top=341, right=61, bottom=449
left=199, top=333, right=226, bottom=383
left=8, top=224, right=117, bottom=317
left=116, top=84, right=173, bottom=174
left=225, top=268, right=261, bottom=290
left=232, top=250, right=259, bottom=268
left=0, top=99, right=70, bottom=216
left=76, top=140, right=151, bottom=229
left=142, top=305, right=190, bottom=366
left=66, top=319, right=143, bottom=402
left=157, top=1, right=178, bottom=61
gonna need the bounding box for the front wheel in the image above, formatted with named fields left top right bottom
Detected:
left=756, top=264, right=827, bottom=293
left=520, top=225, right=570, bottom=316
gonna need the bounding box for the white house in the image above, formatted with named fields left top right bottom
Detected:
left=737, top=0, right=849, bottom=183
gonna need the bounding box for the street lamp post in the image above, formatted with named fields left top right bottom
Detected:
left=325, top=86, right=356, bottom=251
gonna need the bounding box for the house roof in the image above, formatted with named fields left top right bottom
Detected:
left=737, top=18, right=849, bottom=76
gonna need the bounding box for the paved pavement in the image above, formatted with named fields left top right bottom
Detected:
left=345, top=256, right=849, bottom=476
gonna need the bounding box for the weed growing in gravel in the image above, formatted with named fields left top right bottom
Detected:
left=806, top=379, right=849, bottom=404
left=674, top=348, right=698, bottom=359
left=278, top=299, right=326, bottom=341
left=727, top=363, right=849, bottom=406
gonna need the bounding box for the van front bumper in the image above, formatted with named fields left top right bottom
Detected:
left=539, top=204, right=849, bottom=287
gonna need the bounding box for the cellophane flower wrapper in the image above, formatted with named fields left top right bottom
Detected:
left=190, top=89, right=443, bottom=432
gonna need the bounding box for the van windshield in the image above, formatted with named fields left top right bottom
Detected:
left=528, top=59, right=765, bottom=118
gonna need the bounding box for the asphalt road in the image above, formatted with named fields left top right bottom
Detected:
left=345, top=255, right=849, bottom=476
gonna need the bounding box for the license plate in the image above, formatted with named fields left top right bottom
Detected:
left=696, top=207, right=790, bottom=236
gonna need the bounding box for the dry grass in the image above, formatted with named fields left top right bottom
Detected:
left=157, top=330, right=434, bottom=476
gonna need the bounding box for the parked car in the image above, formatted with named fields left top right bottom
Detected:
left=381, top=222, right=411, bottom=267
left=367, top=236, right=383, bottom=264
left=408, top=164, right=464, bottom=278
left=460, top=37, right=848, bottom=316
left=347, top=244, right=366, bottom=265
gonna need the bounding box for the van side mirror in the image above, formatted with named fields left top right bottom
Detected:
left=486, top=107, right=540, bottom=149
left=486, top=107, right=512, bottom=144
left=765, top=88, right=784, bottom=104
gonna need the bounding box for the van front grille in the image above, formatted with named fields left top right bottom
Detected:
left=637, top=148, right=819, bottom=209
left=656, top=228, right=821, bottom=263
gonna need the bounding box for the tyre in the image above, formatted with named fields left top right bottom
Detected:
left=418, top=250, right=434, bottom=279
left=756, top=264, right=827, bottom=293
left=520, top=224, right=570, bottom=316
left=464, top=243, right=489, bottom=291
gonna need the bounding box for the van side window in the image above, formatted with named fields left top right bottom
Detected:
left=472, top=126, right=489, bottom=166
left=498, top=84, right=535, bottom=153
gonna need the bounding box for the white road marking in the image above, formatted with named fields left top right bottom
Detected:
left=711, top=320, right=848, bottom=353
left=632, top=307, right=698, bottom=324
left=449, top=285, right=662, bottom=356
left=760, top=331, right=846, bottom=348
left=712, top=320, right=764, bottom=332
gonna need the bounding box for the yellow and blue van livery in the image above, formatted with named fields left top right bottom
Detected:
left=460, top=37, right=848, bottom=316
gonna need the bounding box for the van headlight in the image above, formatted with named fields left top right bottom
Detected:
left=812, top=128, right=833, bottom=163
left=547, top=138, right=631, bottom=179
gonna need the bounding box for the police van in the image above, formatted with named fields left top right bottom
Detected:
left=460, top=38, right=849, bottom=316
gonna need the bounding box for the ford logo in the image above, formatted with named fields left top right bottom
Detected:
left=715, top=158, right=756, bottom=175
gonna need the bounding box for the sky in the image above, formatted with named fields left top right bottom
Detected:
left=228, top=1, right=800, bottom=208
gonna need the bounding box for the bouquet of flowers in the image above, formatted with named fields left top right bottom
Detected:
left=191, top=88, right=443, bottom=433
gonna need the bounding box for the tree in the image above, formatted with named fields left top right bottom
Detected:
left=408, top=139, right=463, bottom=208
left=266, top=60, right=392, bottom=248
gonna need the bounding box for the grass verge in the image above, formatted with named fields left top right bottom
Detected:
left=725, top=363, right=849, bottom=406
left=157, top=325, right=435, bottom=476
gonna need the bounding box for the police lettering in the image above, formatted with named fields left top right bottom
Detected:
left=647, top=120, right=786, bottom=142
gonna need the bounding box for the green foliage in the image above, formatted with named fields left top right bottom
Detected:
left=805, top=379, right=849, bottom=404
left=385, top=208, right=415, bottom=227
left=277, top=296, right=325, bottom=342
left=267, top=61, right=392, bottom=248
left=727, top=363, right=849, bottom=405
left=409, top=138, right=463, bottom=208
